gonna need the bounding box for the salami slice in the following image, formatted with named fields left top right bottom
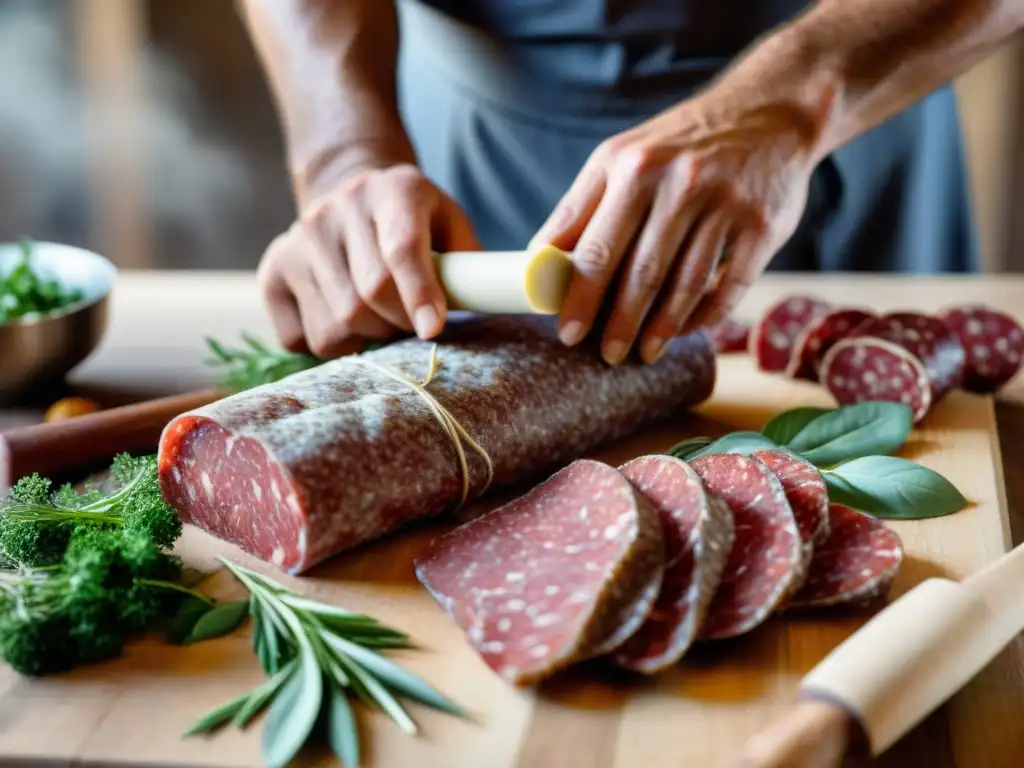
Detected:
left=851, top=312, right=966, bottom=405
left=750, top=296, right=831, bottom=373
left=939, top=305, right=1024, bottom=393
left=820, top=338, right=933, bottom=423
left=611, top=455, right=734, bottom=674
left=689, top=454, right=802, bottom=640
left=785, top=504, right=903, bottom=610
left=415, top=460, right=665, bottom=685
left=785, top=309, right=875, bottom=381
left=710, top=318, right=751, bottom=354
left=158, top=316, right=715, bottom=574
left=751, top=449, right=828, bottom=576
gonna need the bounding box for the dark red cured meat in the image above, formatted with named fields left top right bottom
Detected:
left=710, top=318, right=751, bottom=354
left=157, top=316, right=715, bottom=574
left=820, top=338, right=933, bottom=423
left=751, top=450, right=828, bottom=579
left=415, top=460, right=665, bottom=685
left=939, top=305, right=1024, bottom=393
left=785, top=309, right=876, bottom=381
left=689, top=454, right=802, bottom=640
left=750, top=296, right=831, bottom=373
left=785, top=504, right=903, bottom=610
left=612, top=455, right=734, bottom=674
left=850, top=312, right=966, bottom=406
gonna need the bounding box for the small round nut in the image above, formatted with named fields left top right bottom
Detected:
left=44, top=396, right=102, bottom=423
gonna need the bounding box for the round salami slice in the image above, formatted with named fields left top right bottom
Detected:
left=612, top=455, right=735, bottom=674
left=414, top=459, right=665, bottom=685
left=750, top=296, right=831, bottom=373
left=785, top=309, right=876, bottom=381
left=710, top=318, right=751, bottom=354
left=819, top=338, right=933, bottom=423
left=939, top=305, right=1024, bottom=393
left=851, top=312, right=966, bottom=405
left=689, top=454, right=802, bottom=640
left=785, top=504, right=903, bottom=610
left=752, top=449, right=828, bottom=577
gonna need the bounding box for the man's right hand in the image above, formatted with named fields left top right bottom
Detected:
left=257, top=164, right=481, bottom=359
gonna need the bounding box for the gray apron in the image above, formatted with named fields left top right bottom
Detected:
left=396, top=0, right=979, bottom=273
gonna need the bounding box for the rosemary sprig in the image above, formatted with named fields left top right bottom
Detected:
left=204, top=334, right=323, bottom=393
left=185, top=557, right=468, bottom=768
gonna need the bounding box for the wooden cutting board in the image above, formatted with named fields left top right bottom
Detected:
left=0, top=355, right=1014, bottom=768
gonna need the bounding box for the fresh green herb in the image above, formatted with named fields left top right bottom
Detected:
left=761, top=407, right=836, bottom=445
left=823, top=456, right=968, bottom=519
left=680, top=431, right=780, bottom=461
left=664, top=436, right=713, bottom=460
left=186, top=558, right=468, bottom=768
left=0, top=239, right=85, bottom=325
left=180, top=599, right=250, bottom=644
left=0, top=453, right=182, bottom=567
left=781, top=402, right=913, bottom=467
left=166, top=596, right=219, bottom=645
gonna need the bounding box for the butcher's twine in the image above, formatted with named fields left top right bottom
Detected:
left=345, top=344, right=494, bottom=508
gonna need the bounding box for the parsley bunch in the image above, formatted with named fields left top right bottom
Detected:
left=0, top=240, right=85, bottom=325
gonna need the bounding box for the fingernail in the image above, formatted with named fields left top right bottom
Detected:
left=643, top=337, right=667, bottom=364
left=559, top=320, right=584, bottom=346
left=414, top=304, right=441, bottom=338
left=603, top=340, right=628, bottom=365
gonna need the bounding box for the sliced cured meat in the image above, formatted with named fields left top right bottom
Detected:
left=611, top=455, right=734, bottom=674
left=751, top=449, right=828, bottom=577
left=750, top=296, right=831, bottom=373
left=158, top=315, right=715, bottom=574
left=785, top=309, right=875, bottom=381
left=710, top=318, right=751, bottom=354
left=820, top=338, right=933, bottom=423
left=785, top=504, right=903, bottom=610
left=939, top=305, right=1024, bottom=393
left=851, top=312, right=965, bottom=405
left=689, top=454, right=802, bottom=640
left=415, top=460, right=665, bottom=685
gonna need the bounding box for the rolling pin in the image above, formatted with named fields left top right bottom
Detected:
left=0, top=388, right=222, bottom=493
left=724, top=539, right=1024, bottom=767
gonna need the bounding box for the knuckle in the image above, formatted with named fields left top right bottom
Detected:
left=573, top=239, right=616, bottom=276
left=614, top=145, right=659, bottom=180
left=628, top=254, right=666, bottom=291
left=380, top=231, right=422, bottom=270
left=356, top=268, right=394, bottom=305
left=387, top=166, right=432, bottom=200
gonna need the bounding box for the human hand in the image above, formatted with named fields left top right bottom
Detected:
left=532, top=88, right=823, bottom=365
left=257, top=164, right=480, bottom=358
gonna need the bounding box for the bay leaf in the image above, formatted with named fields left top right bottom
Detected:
left=184, top=599, right=250, bottom=644
left=165, top=596, right=214, bottom=645
left=786, top=402, right=913, bottom=467
left=824, top=456, right=968, bottom=519
left=687, top=431, right=779, bottom=460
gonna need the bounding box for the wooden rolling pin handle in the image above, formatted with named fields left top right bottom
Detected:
left=721, top=697, right=867, bottom=768
left=0, top=388, right=223, bottom=493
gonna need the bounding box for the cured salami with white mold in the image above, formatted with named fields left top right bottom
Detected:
left=612, top=455, right=734, bottom=674
left=750, top=296, right=831, bottom=373
left=689, top=454, right=803, bottom=640
left=786, top=503, right=904, bottom=611
left=157, top=316, right=715, bottom=574
left=414, top=459, right=666, bottom=685
left=710, top=318, right=751, bottom=354
left=939, top=305, right=1024, bottom=393
left=785, top=309, right=875, bottom=381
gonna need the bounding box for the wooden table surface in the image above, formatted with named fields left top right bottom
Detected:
left=4, top=271, right=1024, bottom=767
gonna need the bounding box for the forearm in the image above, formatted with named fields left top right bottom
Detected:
left=716, top=0, right=1024, bottom=162
left=238, top=0, right=415, bottom=207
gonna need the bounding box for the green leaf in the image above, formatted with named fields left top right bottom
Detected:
left=687, top=431, right=779, bottom=460
left=165, top=596, right=215, bottom=645
left=785, top=402, right=913, bottom=467
left=823, top=456, right=968, bottom=519
left=184, top=599, right=250, bottom=644
left=664, top=436, right=713, bottom=461
left=321, top=632, right=467, bottom=719
left=336, top=655, right=418, bottom=735
left=326, top=682, right=361, bottom=768
left=233, top=660, right=298, bottom=729
left=184, top=690, right=252, bottom=736
left=761, top=407, right=836, bottom=445
left=260, top=645, right=324, bottom=768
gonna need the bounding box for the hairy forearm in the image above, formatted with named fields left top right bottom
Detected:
left=718, top=0, right=1024, bottom=162
left=238, top=0, right=415, bottom=207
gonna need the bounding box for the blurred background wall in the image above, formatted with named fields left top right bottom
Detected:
left=0, top=0, right=1021, bottom=272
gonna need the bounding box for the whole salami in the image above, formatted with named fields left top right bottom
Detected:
left=939, top=305, right=1024, bottom=393
left=415, top=460, right=666, bottom=685
left=750, top=296, right=831, bottom=373
left=689, top=454, right=802, bottom=640
left=786, top=504, right=904, bottom=610
left=612, top=455, right=734, bottom=674
left=158, top=316, right=715, bottom=574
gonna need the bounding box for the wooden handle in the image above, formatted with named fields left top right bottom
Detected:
left=721, top=699, right=856, bottom=768
left=0, top=388, right=222, bottom=491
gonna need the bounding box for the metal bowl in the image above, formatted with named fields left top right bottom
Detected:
left=0, top=241, right=117, bottom=403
